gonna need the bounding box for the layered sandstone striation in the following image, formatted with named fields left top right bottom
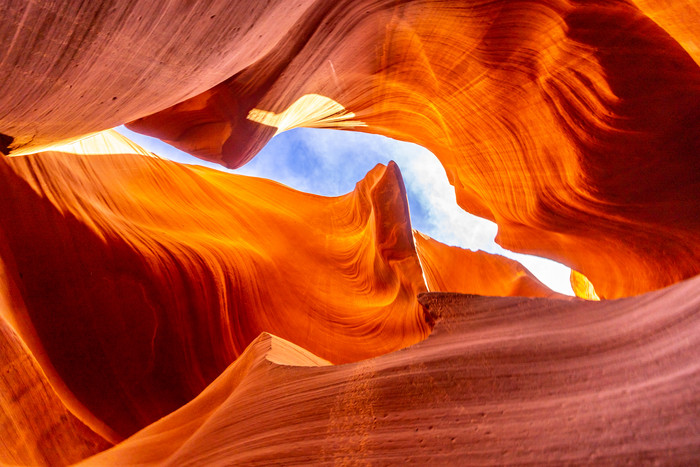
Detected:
left=0, top=130, right=429, bottom=440
left=0, top=315, right=111, bottom=465
left=124, top=0, right=700, bottom=299
left=0, top=1, right=699, bottom=465
left=0, top=0, right=318, bottom=154
left=414, top=232, right=567, bottom=298
left=2, top=1, right=698, bottom=298
left=0, top=130, right=601, bottom=465
left=81, top=275, right=700, bottom=465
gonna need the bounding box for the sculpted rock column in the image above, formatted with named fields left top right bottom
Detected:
left=0, top=131, right=429, bottom=439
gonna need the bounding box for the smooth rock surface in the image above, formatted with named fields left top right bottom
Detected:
left=414, top=232, right=568, bottom=299
left=0, top=2, right=698, bottom=464
left=82, top=275, right=700, bottom=465
left=2, top=1, right=698, bottom=297
left=125, top=0, right=700, bottom=298
left=0, top=315, right=110, bottom=465
left=0, top=130, right=430, bottom=440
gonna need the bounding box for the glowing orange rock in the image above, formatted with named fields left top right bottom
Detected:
left=630, top=0, right=700, bottom=65
left=0, top=315, right=110, bottom=465
left=414, top=232, right=565, bottom=298
left=80, top=275, right=700, bottom=465
left=124, top=1, right=700, bottom=299
left=0, top=130, right=429, bottom=440
left=1, top=2, right=698, bottom=298
left=570, top=269, right=600, bottom=301
left=0, top=3, right=699, bottom=463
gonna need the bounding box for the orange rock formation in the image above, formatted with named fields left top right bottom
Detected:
left=124, top=0, right=700, bottom=299
left=570, top=269, right=601, bottom=301
left=0, top=130, right=429, bottom=440
left=0, top=315, right=110, bottom=465
left=81, top=275, right=700, bottom=465
left=0, top=0, right=698, bottom=464
left=2, top=1, right=698, bottom=298
left=415, top=232, right=567, bottom=299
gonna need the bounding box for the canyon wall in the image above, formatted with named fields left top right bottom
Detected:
left=0, top=1, right=698, bottom=464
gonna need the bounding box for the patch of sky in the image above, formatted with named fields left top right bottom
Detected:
left=117, top=125, right=573, bottom=295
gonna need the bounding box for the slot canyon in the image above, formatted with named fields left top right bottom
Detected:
left=0, top=1, right=698, bottom=464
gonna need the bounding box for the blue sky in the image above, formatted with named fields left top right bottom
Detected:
left=117, top=126, right=574, bottom=295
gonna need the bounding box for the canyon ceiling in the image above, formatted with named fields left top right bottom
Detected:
left=0, top=0, right=698, bottom=465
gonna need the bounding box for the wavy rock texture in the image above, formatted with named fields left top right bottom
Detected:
left=2, top=1, right=699, bottom=298
left=414, top=232, right=567, bottom=299
left=0, top=315, right=111, bottom=465
left=81, top=275, right=700, bottom=465
left=0, top=0, right=317, bottom=154
left=1, top=1, right=699, bottom=465
left=0, top=130, right=430, bottom=441
left=124, top=0, right=700, bottom=299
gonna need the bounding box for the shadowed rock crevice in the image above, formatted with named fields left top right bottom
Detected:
left=0, top=132, right=14, bottom=155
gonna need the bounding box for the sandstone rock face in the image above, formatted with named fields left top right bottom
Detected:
left=415, top=232, right=568, bottom=299
left=81, top=276, right=700, bottom=465
left=1, top=1, right=698, bottom=298
left=0, top=1, right=698, bottom=465
left=0, top=130, right=600, bottom=464
left=0, top=315, right=111, bottom=465
left=125, top=0, right=700, bottom=299
left=0, top=0, right=317, bottom=154
left=0, top=130, right=429, bottom=440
